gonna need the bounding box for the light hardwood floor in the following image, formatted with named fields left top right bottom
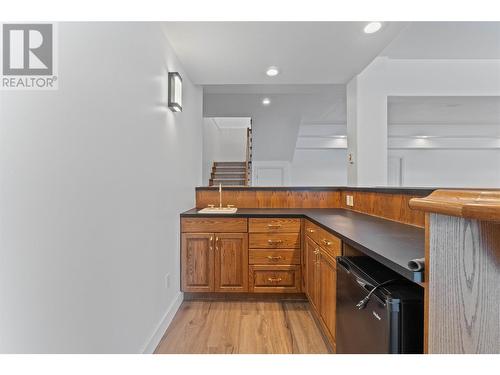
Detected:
left=155, top=300, right=331, bottom=354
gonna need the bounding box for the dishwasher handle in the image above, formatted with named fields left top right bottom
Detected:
left=337, top=257, right=351, bottom=273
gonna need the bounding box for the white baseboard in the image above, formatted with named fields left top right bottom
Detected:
left=142, top=292, right=183, bottom=354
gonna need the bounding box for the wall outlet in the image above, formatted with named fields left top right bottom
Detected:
left=346, top=195, right=354, bottom=207
left=164, top=273, right=171, bottom=289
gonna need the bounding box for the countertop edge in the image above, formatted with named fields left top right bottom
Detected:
left=195, top=186, right=435, bottom=196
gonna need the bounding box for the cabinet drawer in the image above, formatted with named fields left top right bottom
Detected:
left=249, top=265, right=301, bottom=293
left=249, top=218, right=301, bottom=233
left=181, top=217, right=247, bottom=233
left=304, top=220, right=342, bottom=259
left=249, top=233, right=300, bottom=249
left=249, top=249, right=300, bottom=265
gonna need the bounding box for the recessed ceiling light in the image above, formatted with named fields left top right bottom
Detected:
left=262, top=97, right=271, bottom=106
left=266, top=66, right=280, bottom=77
left=364, top=22, right=382, bottom=34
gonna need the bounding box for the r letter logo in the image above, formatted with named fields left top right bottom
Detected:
left=1, top=23, right=58, bottom=89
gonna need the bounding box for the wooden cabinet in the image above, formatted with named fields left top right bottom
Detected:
left=305, top=236, right=320, bottom=310
left=249, top=218, right=301, bottom=233
left=181, top=218, right=248, bottom=293
left=181, top=216, right=301, bottom=294
left=249, top=249, right=300, bottom=265
left=248, top=218, right=302, bottom=293
left=249, top=233, right=300, bottom=249
left=249, top=265, right=301, bottom=293
left=181, top=217, right=248, bottom=233
left=214, top=233, right=248, bottom=292
left=304, top=220, right=341, bottom=350
left=319, top=253, right=337, bottom=344
left=305, top=220, right=342, bottom=259
left=181, top=233, right=215, bottom=292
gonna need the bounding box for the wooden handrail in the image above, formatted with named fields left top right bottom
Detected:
left=409, top=189, right=500, bottom=221
left=245, top=127, right=252, bottom=186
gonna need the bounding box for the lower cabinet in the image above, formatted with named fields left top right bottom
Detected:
left=181, top=217, right=301, bottom=294
left=305, top=236, right=320, bottom=310
left=181, top=233, right=215, bottom=292
left=181, top=232, right=248, bottom=293
left=319, top=253, right=337, bottom=345
left=215, top=233, right=248, bottom=292
left=249, top=265, right=301, bottom=293
left=248, top=218, right=302, bottom=293
left=304, top=220, right=342, bottom=351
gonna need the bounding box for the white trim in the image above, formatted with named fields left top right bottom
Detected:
left=142, top=292, right=183, bottom=354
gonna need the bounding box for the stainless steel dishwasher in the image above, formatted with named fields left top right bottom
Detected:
left=336, top=246, right=424, bottom=354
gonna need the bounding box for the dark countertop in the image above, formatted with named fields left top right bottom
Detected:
left=181, top=208, right=425, bottom=283
left=195, top=186, right=437, bottom=196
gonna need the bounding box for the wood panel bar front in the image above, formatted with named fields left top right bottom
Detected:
left=196, top=189, right=341, bottom=209
left=196, top=187, right=427, bottom=227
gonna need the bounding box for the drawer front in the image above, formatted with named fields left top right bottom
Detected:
left=181, top=217, right=248, bottom=233
left=249, top=233, right=300, bottom=249
left=304, top=220, right=342, bottom=259
left=249, top=218, right=301, bottom=233
left=304, top=220, right=321, bottom=243
left=249, top=249, right=300, bottom=265
left=249, top=265, right=301, bottom=293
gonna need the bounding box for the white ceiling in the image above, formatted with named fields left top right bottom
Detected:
left=382, top=22, right=500, bottom=59
left=163, top=22, right=407, bottom=84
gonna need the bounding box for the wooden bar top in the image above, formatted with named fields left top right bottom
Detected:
left=409, top=190, right=500, bottom=221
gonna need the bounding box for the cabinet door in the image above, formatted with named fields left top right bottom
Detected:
left=215, top=233, right=248, bottom=292
left=181, top=233, right=215, bottom=292
left=319, top=253, right=337, bottom=344
left=305, top=236, right=320, bottom=310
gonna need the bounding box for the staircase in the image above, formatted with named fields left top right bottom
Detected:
left=209, top=162, right=247, bottom=186
left=208, top=123, right=253, bottom=186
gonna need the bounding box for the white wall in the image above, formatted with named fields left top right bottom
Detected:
left=204, top=85, right=346, bottom=162
left=0, top=23, right=202, bottom=353
left=347, top=57, right=500, bottom=186
left=290, top=149, right=347, bottom=186
left=202, top=118, right=247, bottom=184
left=388, top=149, right=500, bottom=187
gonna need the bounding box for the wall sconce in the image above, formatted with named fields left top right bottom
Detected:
left=168, top=72, right=183, bottom=112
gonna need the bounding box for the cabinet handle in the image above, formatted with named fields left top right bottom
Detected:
left=267, top=224, right=282, bottom=229
left=268, top=239, right=283, bottom=245
left=267, top=277, right=282, bottom=282
left=307, top=228, right=315, bottom=233
left=313, top=248, right=320, bottom=255
left=266, top=255, right=283, bottom=261
left=322, top=239, right=332, bottom=246
left=209, top=236, right=214, bottom=251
